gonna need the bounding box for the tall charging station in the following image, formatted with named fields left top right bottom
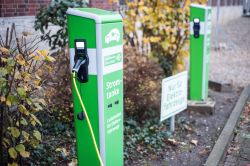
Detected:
left=189, top=4, right=212, bottom=101
left=67, top=8, right=123, bottom=166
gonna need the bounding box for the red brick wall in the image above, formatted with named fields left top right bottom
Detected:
left=0, top=0, right=243, bottom=17
left=0, top=0, right=50, bottom=17
left=0, top=0, right=115, bottom=17
left=90, top=0, right=115, bottom=10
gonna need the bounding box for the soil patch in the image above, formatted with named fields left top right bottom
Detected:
left=127, top=88, right=241, bottom=166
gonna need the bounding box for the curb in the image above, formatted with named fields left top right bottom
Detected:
left=205, top=85, right=250, bottom=166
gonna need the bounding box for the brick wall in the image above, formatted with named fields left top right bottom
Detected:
left=0, top=0, right=50, bottom=17
left=0, top=0, right=115, bottom=17
left=0, top=0, right=244, bottom=17
left=90, top=0, right=115, bottom=10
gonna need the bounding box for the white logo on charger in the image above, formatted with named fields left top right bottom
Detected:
left=105, top=28, right=120, bottom=44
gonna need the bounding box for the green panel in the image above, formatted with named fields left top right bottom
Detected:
left=189, top=35, right=204, bottom=100
left=103, top=70, right=123, bottom=166
left=102, top=22, right=123, bottom=48
left=190, top=6, right=206, bottom=22
left=76, top=8, right=122, bottom=23
left=71, top=75, right=100, bottom=166
left=189, top=5, right=208, bottom=100
left=67, top=15, right=96, bottom=48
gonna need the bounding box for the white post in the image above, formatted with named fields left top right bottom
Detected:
left=215, top=0, right=221, bottom=49
left=170, top=116, right=175, bottom=132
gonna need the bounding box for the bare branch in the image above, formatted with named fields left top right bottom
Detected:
left=5, top=27, right=9, bottom=48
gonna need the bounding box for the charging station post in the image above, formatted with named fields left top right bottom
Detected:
left=67, top=8, right=123, bottom=166
left=189, top=4, right=212, bottom=101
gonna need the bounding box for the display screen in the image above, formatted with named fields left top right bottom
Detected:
left=75, top=39, right=87, bottom=56
left=76, top=42, right=85, bottom=49
left=194, top=18, right=200, bottom=23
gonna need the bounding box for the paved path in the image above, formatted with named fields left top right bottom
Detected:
left=223, top=102, right=250, bottom=166
left=209, top=17, right=250, bottom=87
left=210, top=16, right=250, bottom=166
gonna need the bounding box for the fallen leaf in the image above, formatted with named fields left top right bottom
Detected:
left=183, top=124, right=193, bottom=131
left=190, top=139, right=198, bottom=146
left=167, top=138, right=178, bottom=146
left=0, top=96, right=6, bottom=102
left=22, top=31, right=32, bottom=36
left=20, top=150, right=30, bottom=158
left=68, top=158, right=77, bottom=166
left=136, top=145, right=143, bottom=151
left=199, top=149, right=209, bottom=156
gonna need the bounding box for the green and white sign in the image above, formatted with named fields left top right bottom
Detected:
left=160, top=71, right=188, bottom=122
left=189, top=4, right=212, bottom=101
left=67, top=8, right=123, bottom=166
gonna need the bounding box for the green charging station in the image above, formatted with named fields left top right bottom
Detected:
left=67, top=8, right=123, bottom=166
left=189, top=4, right=212, bottom=101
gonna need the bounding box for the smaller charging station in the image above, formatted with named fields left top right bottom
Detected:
left=189, top=4, right=212, bottom=101
left=67, top=8, right=123, bottom=166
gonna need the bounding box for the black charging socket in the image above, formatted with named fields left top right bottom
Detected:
left=73, top=39, right=89, bottom=83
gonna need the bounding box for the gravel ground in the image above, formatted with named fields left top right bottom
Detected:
left=209, top=17, right=250, bottom=87
left=129, top=88, right=240, bottom=166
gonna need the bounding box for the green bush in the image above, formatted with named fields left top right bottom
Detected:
left=27, top=112, right=77, bottom=165
left=124, top=47, right=164, bottom=120
left=41, top=50, right=73, bottom=122
left=34, top=0, right=88, bottom=49
left=0, top=24, right=54, bottom=165
left=34, top=0, right=88, bottom=122
left=124, top=118, right=169, bottom=164
left=123, top=0, right=191, bottom=76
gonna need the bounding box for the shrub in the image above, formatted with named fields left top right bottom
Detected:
left=0, top=24, right=54, bottom=165
left=34, top=0, right=89, bottom=121
left=124, top=47, right=164, bottom=120
left=123, top=0, right=206, bottom=75
left=40, top=46, right=164, bottom=123
left=124, top=118, right=168, bottom=164
left=41, top=50, right=73, bottom=122
left=34, top=0, right=88, bottom=49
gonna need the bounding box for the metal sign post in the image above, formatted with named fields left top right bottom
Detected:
left=170, top=116, right=175, bottom=132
